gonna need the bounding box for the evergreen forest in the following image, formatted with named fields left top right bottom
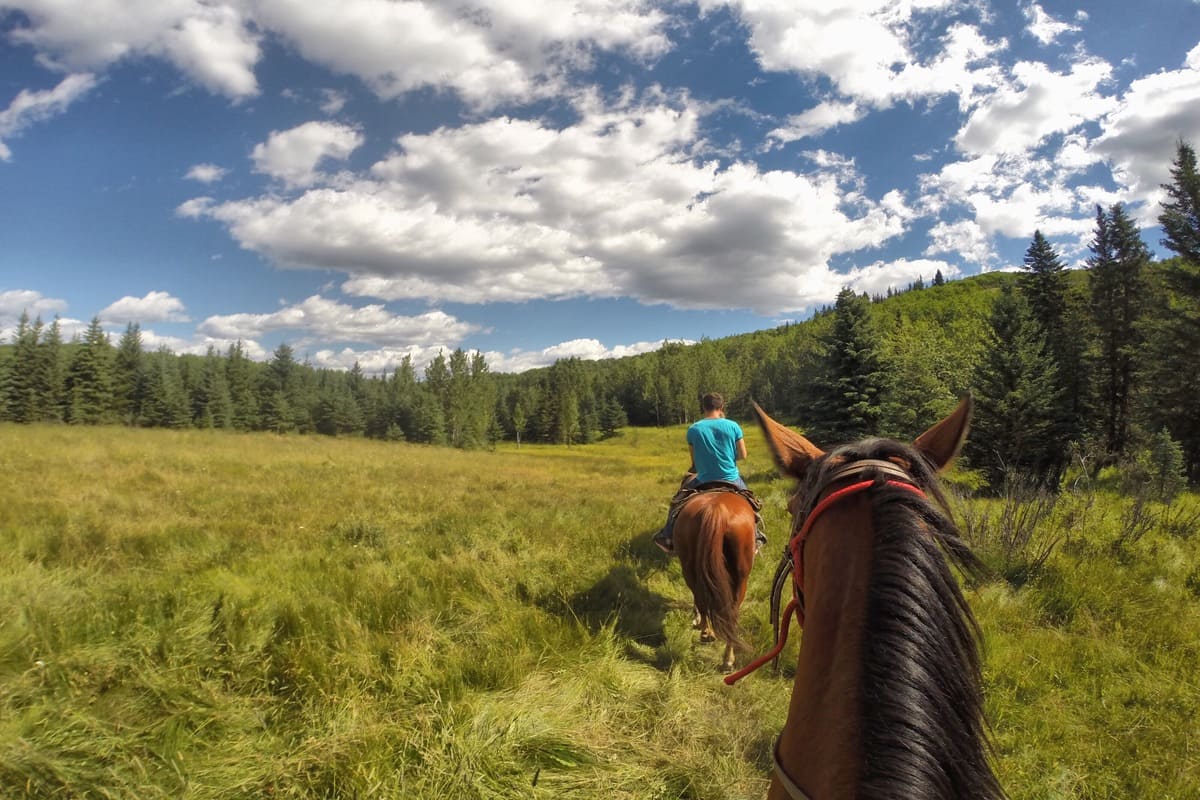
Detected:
left=5, top=140, right=1200, bottom=493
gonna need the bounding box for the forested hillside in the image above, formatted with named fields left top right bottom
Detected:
left=4, top=141, right=1200, bottom=491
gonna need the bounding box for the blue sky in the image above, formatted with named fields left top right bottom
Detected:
left=2, top=1, right=1199, bottom=373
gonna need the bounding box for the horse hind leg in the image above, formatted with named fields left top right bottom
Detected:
left=720, top=642, right=736, bottom=673
left=694, top=607, right=717, bottom=643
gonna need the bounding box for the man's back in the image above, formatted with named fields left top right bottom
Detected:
left=687, top=417, right=744, bottom=483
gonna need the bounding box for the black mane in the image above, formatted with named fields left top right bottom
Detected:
left=801, top=438, right=1006, bottom=800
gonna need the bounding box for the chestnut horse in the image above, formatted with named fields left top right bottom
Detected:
left=741, top=397, right=1005, bottom=800
left=673, top=489, right=758, bottom=672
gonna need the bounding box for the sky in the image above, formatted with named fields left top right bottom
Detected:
left=2, top=1, right=1199, bottom=374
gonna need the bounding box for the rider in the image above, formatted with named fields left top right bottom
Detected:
left=653, top=392, right=767, bottom=554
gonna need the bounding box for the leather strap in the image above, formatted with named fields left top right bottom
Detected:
left=773, top=735, right=812, bottom=800
left=820, top=458, right=915, bottom=488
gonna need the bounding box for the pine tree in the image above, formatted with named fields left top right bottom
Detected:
left=966, top=285, right=1064, bottom=490
left=3, top=312, right=41, bottom=422
left=1159, top=139, right=1200, bottom=267
left=33, top=318, right=65, bottom=422
left=1087, top=204, right=1148, bottom=458
left=806, top=287, right=886, bottom=442
left=599, top=396, right=628, bottom=439
left=446, top=348, right=471, bottom=447
left=1020, top=231, right=1069, bottom=335
left=1019, top=230, right=1088, bottom=456
left=410, top=386, right=447, bottom=445
left=113, top=322, right=146, bottom=425
left=259, top=343, right=301, bottom=433
left=193, top=346, right=233, bottom=428
left=225, top=341, right=259, bottom=430
left=64, top=317, right=115, bottom=425
left=141, top=349, right=190, bottom=428
left=1143, top=139, right=1200, bottom=478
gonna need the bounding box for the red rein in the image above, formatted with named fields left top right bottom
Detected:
left=724, top=478, right=926, bottom=686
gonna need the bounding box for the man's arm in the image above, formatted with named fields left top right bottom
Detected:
left=735, top=438, right=747, bottom=462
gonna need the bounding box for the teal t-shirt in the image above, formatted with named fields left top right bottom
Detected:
left=687, top=417, right=743, bottom=484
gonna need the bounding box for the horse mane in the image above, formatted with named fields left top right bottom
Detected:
left=801, top=438, right=1006, bottom=800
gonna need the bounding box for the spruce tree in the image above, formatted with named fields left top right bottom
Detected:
left=1020, top=231, right=1069, bottom=335
left=225, top=341, right=259, bottom=430
left=193, top=346, right=233, bottom=428
left=1087, top=204, right=1148, bottom=459
left=141, top=349, right=190, bottom=428
left=33, top=318, right=65, bottom=422
left=1019, top=230, right=1088, bottom=456
left=3, top=312, right=41, bottom=422
left=806, top=287, right=885, bottom=443
left=1143, top=139, right=1200, bottom=478
left=1159, top=139, right=1200, bottom=267
left=113, top=322, right=146, bottom=425
left=64, top=317, right=115, bottom=425
left=966, top=285, right=1063, bottom=490
left=260, top=343, right=302, bottom=432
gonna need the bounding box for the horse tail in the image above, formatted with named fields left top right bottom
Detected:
left=690, top=495, right=754, bottom=649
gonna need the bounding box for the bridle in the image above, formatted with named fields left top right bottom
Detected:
left=724, top=457, right=928, bottom=800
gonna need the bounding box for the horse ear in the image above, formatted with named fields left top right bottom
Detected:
left=913, top=394, right=972, bottom=472
left=753, top=402, right=825, bottom=481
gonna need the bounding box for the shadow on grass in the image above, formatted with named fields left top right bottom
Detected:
left=621, top=527, right=675, bottom=573
left=540, top=552, right=691, bottom=670
left=544, top=563, right=668, bottom=644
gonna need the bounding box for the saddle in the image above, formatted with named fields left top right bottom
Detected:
left=668, top=479, right=762, bottom=517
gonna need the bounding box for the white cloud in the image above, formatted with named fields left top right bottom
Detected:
left=185, top=94, right=911, bottom=316
left=133, top=327, right=270, bottom=359
left=699, top=3, right=1003, bottom=109
left=306, top=335, right=681, bottom=374
left=956, top=58, right=1117, bottom=156
left=319, top=88, right=348, bottom=115
left=153, top=3, right=260, bottom=98
left=767, top=100, right=863, bottom=144
left=4, top=0, right=670, bottom=111
left=6, top=0, right=259, bottom=99
left=306, top=344, right=452, bottom=374
left=0, top=72, right=97, bottom=159
left=176, top=196, right=214, bottom=218
left=239, top=0, right=672, bottom=108
left=197, top=295, right=479, bottom=348
left=251, top=121, right=364, bottom=187
left=846, top=258, right=960, bottom=296
left=1023, top=3, right=1081, bottom=45
left=0, top=289, right=70, bottom=333
left=1091, top=50, right=1200, bottom=216
left=924, top=219, right=996, bottom=265
left=99, top=291, right=190, bottom=324
left=185, top=163, right=226, bottom=183
left=484, top=337, right=681, bottom=373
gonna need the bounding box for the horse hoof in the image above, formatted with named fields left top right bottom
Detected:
left=719, top=662, right=735, bottom=674
left=699, top=632, right=716, bottom=644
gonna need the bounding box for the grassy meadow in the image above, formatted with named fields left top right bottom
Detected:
left=1, top=423, right=1199, bottom=799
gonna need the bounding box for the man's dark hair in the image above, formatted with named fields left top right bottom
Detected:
left=701, top=392, right=725, bottom=413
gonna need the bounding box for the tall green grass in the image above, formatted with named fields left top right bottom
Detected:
left=1, top=424, right=1198, bottom=798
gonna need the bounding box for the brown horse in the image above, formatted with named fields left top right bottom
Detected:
left=744, top=397, right=1005, bottom=800
left=673, top=489, right=758, bottom=672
